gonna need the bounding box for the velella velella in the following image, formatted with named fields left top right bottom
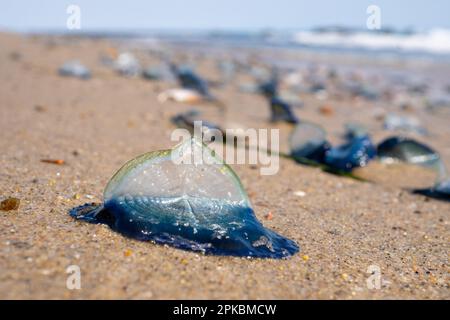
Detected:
left=69, top=138, right=298, bottom=258
left=270, top=97, right=299, bottom=124
left=58, top=60, right=91, bottom=79
left=289, top=122, right=375, bottom=173
left=170, top=64, right=212, bottom=98
left=289, top=122, right=330, bottom=164
left=324, top=135, right=376, bottom=172
left=377, top=136, right=444, bottom=174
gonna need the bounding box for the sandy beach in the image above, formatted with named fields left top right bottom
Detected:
left=0, top=32, right=449, bottom=299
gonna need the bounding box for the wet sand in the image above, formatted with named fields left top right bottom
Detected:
left=0, top=32, right=449, bottom=299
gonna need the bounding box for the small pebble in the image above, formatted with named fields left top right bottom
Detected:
left=294, top=190, right=306, bottom=197
left=0, top=197, right=20, bottom=211
left=264, top=211, right=273, bottom=220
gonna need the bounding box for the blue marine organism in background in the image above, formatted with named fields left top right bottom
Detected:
left=170, top=64, right=212, bottom=98
left=270, top=97, right=299, bottom=124
left=324, top=135, right=376, bottom=172
left=376, top=136, right=442, bottom=172
left=290, top=122, right=330, bottom=164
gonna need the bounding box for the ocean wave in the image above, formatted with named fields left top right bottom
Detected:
left=292, top=29, right=450, bottom=54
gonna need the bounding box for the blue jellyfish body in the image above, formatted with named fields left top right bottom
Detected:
left=70, top=196, right=298, bottom=258
left=324, top=135, right=376, bottom=172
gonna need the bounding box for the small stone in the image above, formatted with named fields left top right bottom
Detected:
left=294, top=190, right=306, bottom=197
left=0, top=197, right=20, bottom=211
left=34, top=105, right=47, bottom=112
left=302, top=255, right=309, bottom=262
left=124, top=249, right=133, bottom=257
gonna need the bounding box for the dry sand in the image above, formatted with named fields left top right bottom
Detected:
left=0, top=32, right=449, bottom=299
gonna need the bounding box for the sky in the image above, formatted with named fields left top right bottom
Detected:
left=1, top=0, right=449, bottom=32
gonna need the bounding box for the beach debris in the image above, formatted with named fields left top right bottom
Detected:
left=384, top=113, right=426, bottom=135
left=58, top=60, right=91, bottom=79
left=40, top=159, right=65, bottom=165
left=302, top=254, right=309, bottom=262
left=157, top=88, right=203, bottom=104
left=270, top=97, right=299, bottom=124
left=114, top=52, right=141, bottom=77
left=290, top=122, right=330, bottom=164
left=324, top=135, right=376, bottom=172
left=69, top=138, right=298, bottom=258
left=0, top=197, right=20, bottom=211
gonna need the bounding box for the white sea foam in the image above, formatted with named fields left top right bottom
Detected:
left=292, top=29, right=450, bottom=54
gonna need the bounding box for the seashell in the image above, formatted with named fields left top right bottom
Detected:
left=69, top=138, right=298, bottom=258
left=58, top=60, right=91, bottom=79
left=270, top=97, right=299, bottom=124
left=289, top=122, right=330, bottom=164
left=324, top=135, right=376, bottom=172
left=158, top=88, right=203, bottom=103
